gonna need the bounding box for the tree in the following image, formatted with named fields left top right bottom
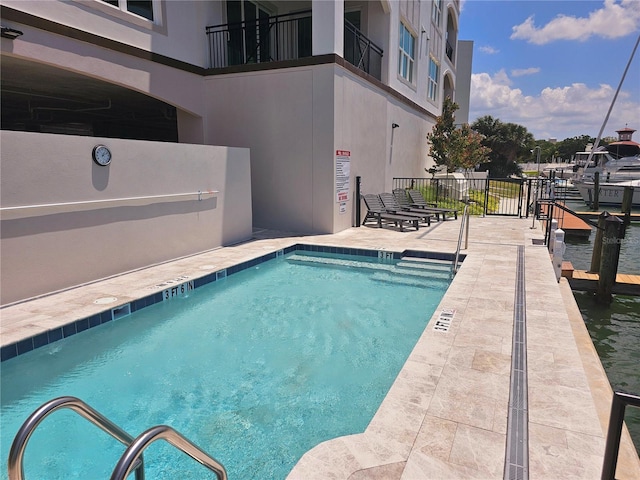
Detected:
left=426, top=97, right=458, bottom=173
left=554, top=135, right=596, bottom=161
left=471, top=116, right=534, bottom=177
left=426, top=97, right=491, bottom=174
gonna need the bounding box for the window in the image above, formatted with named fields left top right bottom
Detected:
left=398, top=23, right=415, bottom=83
left=99, top=0, right=154, bottom=21
left=432, top=0, right=442, bottom=26
left=428, top=57, right=439, bottom=101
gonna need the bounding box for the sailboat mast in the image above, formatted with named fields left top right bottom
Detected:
left=587, top=33, right=640, bottom=165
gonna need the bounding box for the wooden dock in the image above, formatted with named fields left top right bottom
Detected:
left=574, top=211, right=640, bottom=222
left=541, top=203, right=593, bottom=237
left=564, top=264, right=640, bottom=296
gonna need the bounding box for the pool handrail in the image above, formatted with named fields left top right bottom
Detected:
left=8, top=396, right=145, bottom=480
left=453, top=203, right=470, bottom=274
left=8, top=396, right=227, bottom=480
left=110, top=425, right=227, bottom=480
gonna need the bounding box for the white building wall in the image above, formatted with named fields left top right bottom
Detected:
left=2, top=0, right=213, bottom=67
left=455, top=40, right=474, bottom=124
left=0, top=131, right=252, bottom=305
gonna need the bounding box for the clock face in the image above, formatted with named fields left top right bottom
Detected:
left=92, top=145, right=112, bottom=166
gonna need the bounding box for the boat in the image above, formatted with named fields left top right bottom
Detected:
left=573, top=127, right=640, bottom=206
left=573, top=127, right=640, bottom=182
left=574, top=178, right=640, bottom=207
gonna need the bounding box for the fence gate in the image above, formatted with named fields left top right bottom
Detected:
left=484, top=178, right=526, bottom=216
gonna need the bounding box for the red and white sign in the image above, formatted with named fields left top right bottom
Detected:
left=336, top=150, right=351, bottom=203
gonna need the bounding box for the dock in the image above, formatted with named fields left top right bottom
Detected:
left=540, top=202, right=593, bottom=237
left=565, top=266, right=640, bottom=296
left=574, top=211, right=640, bottom=222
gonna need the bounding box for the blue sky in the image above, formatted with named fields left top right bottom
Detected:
left=458, top=0, right=640, bottom=141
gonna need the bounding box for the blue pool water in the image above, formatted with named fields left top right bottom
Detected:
left=1, top=251, right=451, bottom=479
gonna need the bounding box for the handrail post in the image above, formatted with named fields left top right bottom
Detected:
left=111, top=425, right=227, bottom=480
left=8, top=396, right=145, bottom=480
left=453, top=203, right=469, bottom=274
left=601, top=391, right=640, bottom=480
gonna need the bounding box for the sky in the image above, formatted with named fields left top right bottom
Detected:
left=458, top=0, right=640, bottom=142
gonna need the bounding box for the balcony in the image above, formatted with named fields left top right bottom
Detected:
left=446, top=39, right=454, bottom=63
left=206, top=11, right=383, bottom=80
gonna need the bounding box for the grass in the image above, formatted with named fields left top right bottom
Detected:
left=414, top=186, right=500, bottom=215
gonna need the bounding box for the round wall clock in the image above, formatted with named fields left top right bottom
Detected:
left=92, top=145, right=112, bottom=166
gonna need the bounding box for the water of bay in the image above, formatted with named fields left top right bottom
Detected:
left=564, top=220, right=640, bottom=453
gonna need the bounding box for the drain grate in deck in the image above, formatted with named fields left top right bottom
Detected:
left=504, top=245, right=529, bottom=480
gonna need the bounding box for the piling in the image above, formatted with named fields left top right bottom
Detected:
left=592, top=171, right=600, bottom=211
left=596, top=215, right=624, bottom=304
left=590, top=211, right=610, bottom=273
left=621, top=185, right=634, bottom=227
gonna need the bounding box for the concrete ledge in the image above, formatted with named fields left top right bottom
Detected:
left=559, top=279, right=640, bottom=479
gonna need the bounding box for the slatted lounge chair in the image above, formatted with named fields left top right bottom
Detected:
left=406, top=189, right=458, bottom=220
left=362, top=194, right=419, bottom=231
left=379, top=192, right=432, bottom=226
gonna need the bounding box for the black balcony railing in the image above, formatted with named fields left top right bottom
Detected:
left=344, top=20, right=383, bottom=80
left=206, top=11, right=383, bottom=79
left=446, top=39, right=454, bottom=62
left=206, top=10, right=312, bottom=69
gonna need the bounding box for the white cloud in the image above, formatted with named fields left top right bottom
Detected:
left=479, top=45, right=499, bottom=54
left=511, top=67, right=540, bottom=77
left=510, top=0, right=640, bottom=45
left=469, top=71, right=640, bottom=140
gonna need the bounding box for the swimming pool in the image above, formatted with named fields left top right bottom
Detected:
left=1, top=248, right=452, bottom=479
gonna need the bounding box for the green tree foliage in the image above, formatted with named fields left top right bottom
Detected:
left=471, top=116, right=535, bottom=177
left=426, top=97, right=458, bottom=173
left=554, top=135, right=596, bottom=161
left=426, top=97, right=491, bottom=174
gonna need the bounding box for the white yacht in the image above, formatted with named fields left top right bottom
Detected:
left=573, top=127, right=640, bottom=207
left=574, top=178, right=640, bottom=207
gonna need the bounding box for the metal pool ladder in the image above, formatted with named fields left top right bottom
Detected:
left=7, top=396, right=227, bottom=480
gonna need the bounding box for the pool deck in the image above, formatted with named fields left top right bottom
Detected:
left=2, top=216, right=639, bottom=479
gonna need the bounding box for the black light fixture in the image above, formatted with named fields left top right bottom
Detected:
left=1, top=27, right=24, bottom=40
left=392, top=123, right=399, bottom=129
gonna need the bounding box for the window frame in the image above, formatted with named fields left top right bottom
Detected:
left=432, top=0, right=442, bottom=27
left=398, top=22, right=416, bottom=84
left=97, top=0, right=158, bottom=23
left=427, top=57, right=440, bottom=102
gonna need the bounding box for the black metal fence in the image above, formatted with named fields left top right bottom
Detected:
left=206, top=12, right=383, bottom=80
left=392, top=177, right=566, bottom=217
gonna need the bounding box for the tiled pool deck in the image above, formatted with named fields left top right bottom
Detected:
left=1, top=216, right=639, bottom=478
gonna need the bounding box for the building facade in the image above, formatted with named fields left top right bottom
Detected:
left=2, top=0, right=471, bottom=232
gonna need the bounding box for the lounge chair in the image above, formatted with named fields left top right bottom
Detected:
left=405, top=189, right=458, bottom=220
left=379, top=192, right=432, bottom=226
left=362, top=194, right=419, bottom=231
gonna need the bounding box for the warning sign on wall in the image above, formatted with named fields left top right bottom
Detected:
left=336, top=150, right=350, bottom=203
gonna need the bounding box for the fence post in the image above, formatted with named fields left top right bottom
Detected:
left=484, top=179, right=489, bottom=217
left=525, top=179, right=532, bottom=218
left=593, top=171, right=600, bottom=211
left=355, top=176, right=361, bottom=227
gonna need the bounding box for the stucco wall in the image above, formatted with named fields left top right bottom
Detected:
left=332, top=68, right=435, bottom=231
left=0, top=131, right=252, bottom=305
left=204, top=64, right=335, bottom=234
left=204, top=62, right=434, bottom=234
